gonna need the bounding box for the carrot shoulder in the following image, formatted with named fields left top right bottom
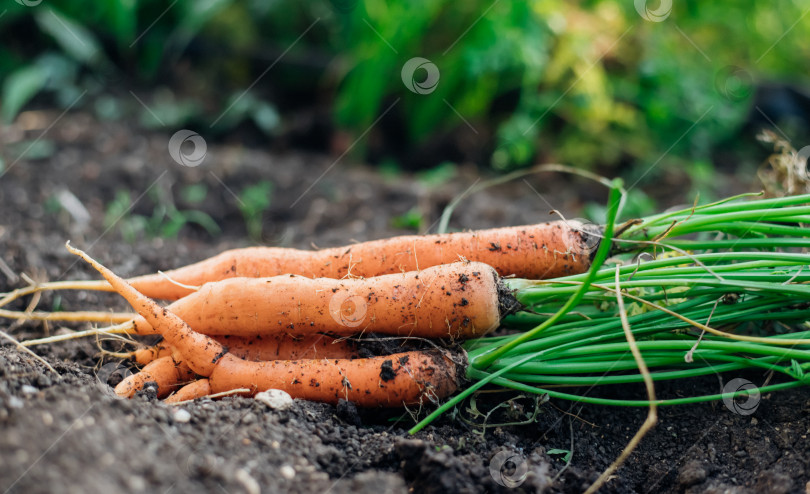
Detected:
left=125, top=221, right=595, bottom=299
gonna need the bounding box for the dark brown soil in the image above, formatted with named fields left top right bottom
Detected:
left=1, top=112, right=809, bottom=494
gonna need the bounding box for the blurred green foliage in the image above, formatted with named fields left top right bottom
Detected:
left=1, top=0, right=808, bottom=174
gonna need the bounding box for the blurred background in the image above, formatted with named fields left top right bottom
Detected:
left=0, top=0, right=808, bottom=241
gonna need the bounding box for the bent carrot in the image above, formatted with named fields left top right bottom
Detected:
left=128, top=262, right=512, bottom=339
left=54, top=221, right=595, bottom=300
left=66, top=242, right=224, bottom=376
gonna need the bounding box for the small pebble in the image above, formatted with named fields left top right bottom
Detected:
left=255, top=389, right=293, bottom=410
left=7, top=396, right=24, bottom=409
left=235, top=468, right=260, bottom=494
left=20, top=385, right=38, bottom=395
left=279, top=465, right=296, bottom=480
left=172, top=409, right=191, bottom=423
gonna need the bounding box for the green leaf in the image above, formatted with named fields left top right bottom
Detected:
left=391, top=208, right=423, bottom=231
left=546, top=448, right=572, bottom=462
left=1, top=65, right=48, bottom=123
left=181, top=183, right=209, bottom=204
left=7, top=139, right=57, bottom=161
left=251, top=102, right=281, bottom=136
left=35, top=8, right=105, bottom=66
left=238, top=180, right=273, bottom=240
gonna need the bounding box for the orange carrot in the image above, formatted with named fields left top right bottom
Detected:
left=133, top=343, right=174, bottom=365
left=69, top=243, right=464, bottom=406
left=165, top=379, right=211, bottom=403
left=208, top=350, right=460, bottom=406
left=135, top=334, right=359, bottom=365
left=115, top=355, right=195, bottom=399
left=98, top=221, right=596, bottom=299
left=66, top=243, right=225, bottom=376
left=127, top=262, right=512, bottom=339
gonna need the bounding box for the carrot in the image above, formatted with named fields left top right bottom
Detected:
left=68, top=243, right=464, bottom=406
left=134, top=334, right=359, bottom=365
left=207, top=350, right=461, bottom=406
left=165, top=379, right=211, bottom=403
left=65, top=243, right=225, bottom=377
left=114, top=355, right=195, bottom=399
left=39, top=221, right=594, bottom=301
left=133, top=343, right=173, bottom=365
left=124, top=262, right=513, bottom=340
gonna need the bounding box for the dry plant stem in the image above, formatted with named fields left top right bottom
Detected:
left=0, top=280, right=111, bottom=309
left=0, top=329, right=57, bottom=374
left=585, top=267, right=658, bottom=494
left=0, top=308, right=132, bottom=324
left=21, top=322, right=134, bottom=347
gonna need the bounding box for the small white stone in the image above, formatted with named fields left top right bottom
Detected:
left=172, top=409, right=191, bottom=423
left=279, top=465, right=296, bottom=480
left=255, top=389, right=293, bottom=411
left=20, top=385, right=38, bottom=395
left=7, top=396, right=24, bottom=409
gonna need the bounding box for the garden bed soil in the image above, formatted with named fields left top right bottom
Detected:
left=1, top=112, right=808, bottom=493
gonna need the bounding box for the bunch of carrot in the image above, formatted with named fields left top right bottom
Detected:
left=3, top=184, right=810, bottom=418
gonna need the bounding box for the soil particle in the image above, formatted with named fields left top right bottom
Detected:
left=678, top=459, right=707, bottom=487
left=379, top=359, right=397, bottom=382
left=336, top=399, right=362, bottom=427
